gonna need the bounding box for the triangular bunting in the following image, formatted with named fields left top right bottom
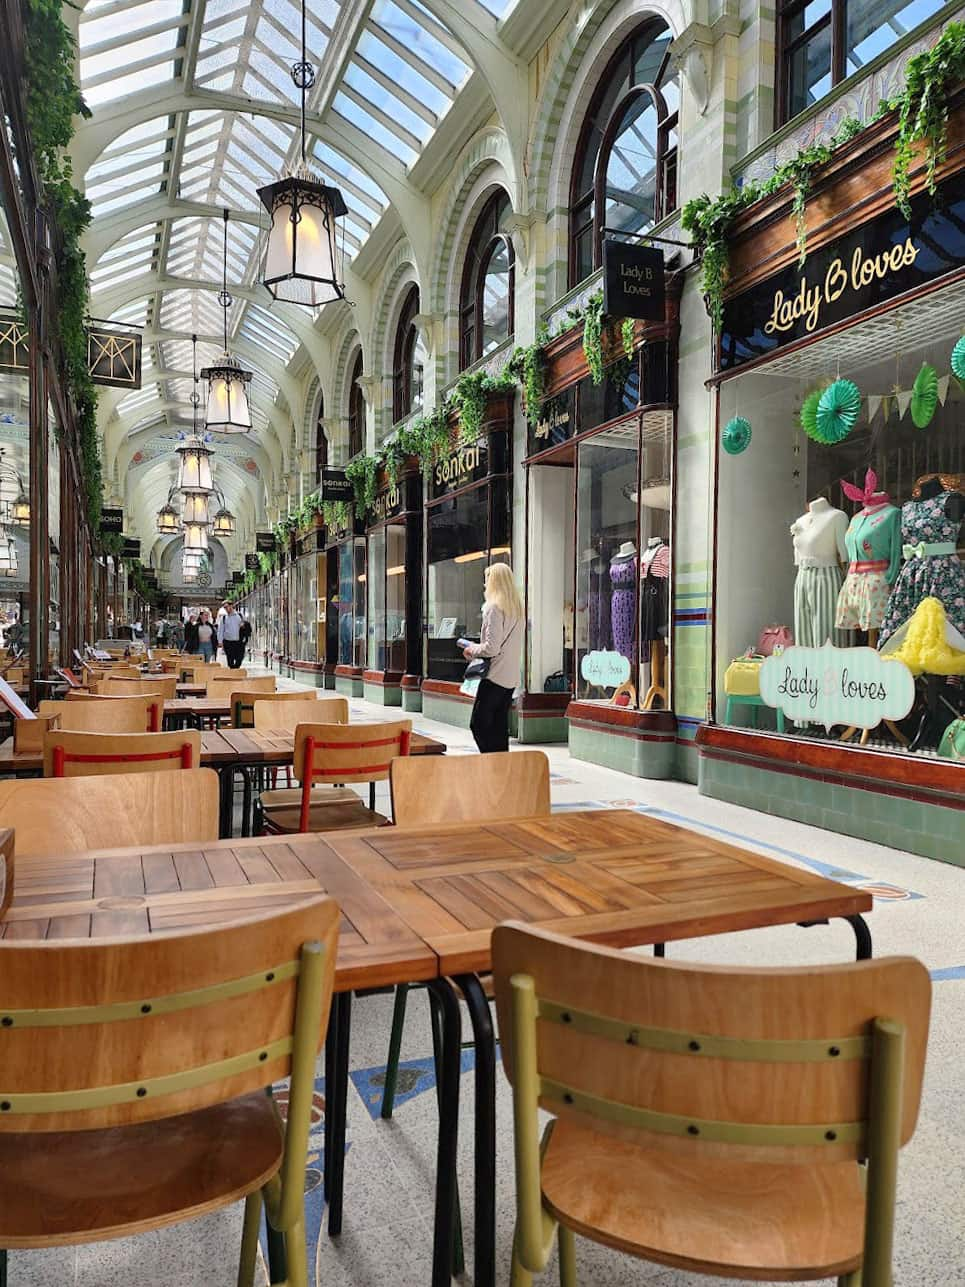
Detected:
left=880, top=395, right=891, bottom=423
left=867, top=395, right=882, bottom=423
left=896, top=389, right=913, bottom=418
left=938, top=374, right=951, bottom=406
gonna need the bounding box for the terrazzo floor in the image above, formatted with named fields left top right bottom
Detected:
left=8, top=679, right=964, bottom=1287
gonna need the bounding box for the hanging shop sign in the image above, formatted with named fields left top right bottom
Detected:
left=321, top=468, right=353, bottom=503
left=603, top=241, right=665, bottom=321
left=245, top=553, right=260, bottom=571
left=87, top=326, right=142, bottom=389
left=99, top=507, right=123, bottom=534
left=579, top=648, right=631, bottom=690
left=721, top=170, right=965, bottom=370
left=0, top=313, right=28, bottom=372
left=121, top=538, right=140, bottom=561
left=256, top=530, right=276, bottom=553
left=758, top=643, right=915, bottom=730
left=528, top=387, right=576, bottom=456
left=370, top=483, right=403, bottom=524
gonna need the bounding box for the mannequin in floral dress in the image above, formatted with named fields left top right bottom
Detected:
left=609, top=543, right=637, bottom=660
left=878, top=475, right=965, bottom=647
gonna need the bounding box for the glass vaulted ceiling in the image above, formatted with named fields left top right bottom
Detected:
left=77, top=0, right=515, bottom=482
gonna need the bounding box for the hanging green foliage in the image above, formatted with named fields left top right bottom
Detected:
left=345, top=453, right=381, bottom=516
left=321, top=499, right=351, bottom=530
left=892, top=21, right=965, bottom=217
left=507, top=343, right=547, bottom=428
left=21, top=0, right=101, bottom=530
left=621, top=318, right=636, bottom=360
left=582, top=292, right=605, bottom=384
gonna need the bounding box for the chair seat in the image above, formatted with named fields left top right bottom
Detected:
left=0, top=1093, right=282, bottom=1248
left=260, top=785, right=362, bottom=810
left=539, top=1119, right=864, bottom=1280
left=262, top=801, right=390, bottom=834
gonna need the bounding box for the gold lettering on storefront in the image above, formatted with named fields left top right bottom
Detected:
left=372, top=485, right=401, bottom=522
left=434, top=443, right=482, bottom=488
left=764, top=238, right=920, bottom=336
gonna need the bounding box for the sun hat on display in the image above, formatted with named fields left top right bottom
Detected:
left=721, top=416, right=752, bottom=455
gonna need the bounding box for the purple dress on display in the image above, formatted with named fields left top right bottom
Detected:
left=609, top=555, right=636, bottom=659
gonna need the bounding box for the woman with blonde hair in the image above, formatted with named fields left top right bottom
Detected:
left=462, top=561, right=524, bottom=753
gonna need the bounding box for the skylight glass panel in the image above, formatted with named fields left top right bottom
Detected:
left=84, top=64, right=174, bottom=109
left=0, top=264, right=17, bottom=309
left=343, top=64, right=433, bottom=145
left=79, top=0, right=183, bottom=49
left=333, top=94, right=418, bottom=166
left=356, top=31, right=451, bottom=116
left=313, top=143, right=387, bottom=216
left=474, top=0, right=515, bottom=15
left=370, top=1, right=468, bottom=88
left=239, top=305, right=299, bottom=362
left=86, top=121, right=172, bottom=216
left=109, top=301, right=150, bottom=327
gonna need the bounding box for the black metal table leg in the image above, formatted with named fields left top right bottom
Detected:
left=846, top=914, right=873, bottom=960
left=265, top=1222, right=287, bottom=1283
left=240, top=767, right=253, bottom=838
left=323, top=993, right=338, bottom=1202
left=456, top=972, right=496, bottom=1287
left=217, top=766, right=233, bottom=838
left=327, top=991, right=352, bottom=1236
left=427, top=977, right=462, bottom=1287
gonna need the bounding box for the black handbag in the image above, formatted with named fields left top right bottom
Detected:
left=463, top=656, right=490, bottom=680
left=543, top=670, right=569, bottom=693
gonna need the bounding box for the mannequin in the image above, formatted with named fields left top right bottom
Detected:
left=878, top=473, right=965, bottom=646
left=835, top=470, right=901, bottom=646
left=640, top=537, right=670, bottom=709
left=609, top=542, right=637, bottom=661
left=790, top=497, right=849, bottom=648
left=576, top=547, right=609, bottom=651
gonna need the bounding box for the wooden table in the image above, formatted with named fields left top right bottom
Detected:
left=0, top=810, right=872, bottom=1287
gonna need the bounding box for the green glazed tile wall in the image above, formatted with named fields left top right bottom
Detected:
left=402, top=689, right=423, bottom=713
left=363, top=681, right=402, bottom=707
left=335, top=675, right=364, bottom=698
left=698, top=753, right=963, bottom=866
left=517, top=715, right=569, bottom=744
left=569, top=725, right=674, bottom=779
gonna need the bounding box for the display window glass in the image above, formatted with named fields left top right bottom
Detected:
left=290, top=554, right=320, bottom=663
left=336, top=537, right=366, bottom=667
left=426, top=479, right=511, bottom=682
left=573, top=411, right=673, bottom=708
left=367, top=523, right=407, bottom=672
left=716, top=290, right=965, bottom=756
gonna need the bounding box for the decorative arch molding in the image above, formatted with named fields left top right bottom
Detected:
left=370, top=245, right=421, bottom=440
left=528, top=0, right=685, bottom=306
left=428, top=128, right=517, bottom=317
left=302, top=374, right=324, bottom=453
left=330, top=326, right=363, bottom=463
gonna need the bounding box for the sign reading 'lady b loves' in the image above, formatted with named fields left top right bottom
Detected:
left=759, top=643, right=914, bottom=730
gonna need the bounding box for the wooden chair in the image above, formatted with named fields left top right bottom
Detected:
left=208, top=673, right=275, bottom=701
left=233, top=689, right=333, bottom=730
left=261, top=719, right=411, bottom=835
left=99, top=674, right=178, bottom=702
left=0, top=769, right=219, bottom=857
left=492, top=924, right=931, bottom=1287
left=379, top=752, right=551, bottom=1123
left=0, top=827, right=13, bottom=921
left=38, top=697, right=151, bottom=734
left=184, top=663, right=242, bottom=685
left=63, top=689, right=163, bottom=731
left=44, top=729, right=201, bottom=778
left=0, top=897, right=339, bottom=1287
left=54, top=667, right=83, bottom=689
left=252, top=697, right=351, bottom=811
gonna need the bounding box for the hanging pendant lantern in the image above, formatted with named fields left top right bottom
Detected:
left=256, top=1, right=347, bottom=308
left=183, top=520, right=210, bottom=553
left=156, top=501, right=179, bottom=535
left=182, top=492, right=211, bottom=526
left=203, top=212, right=253, bottom=433
left=176, top=435, right=214, bottom=494
left=9, top=488, right=30, bottom=527
left=212, top=504, right=237, bottom=537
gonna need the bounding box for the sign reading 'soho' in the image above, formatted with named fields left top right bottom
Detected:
left=759, top=643, right=915, bottom=730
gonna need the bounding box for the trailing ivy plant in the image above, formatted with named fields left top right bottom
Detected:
left=21, top=0, right=101, bottom=529
left=893, top=20, right=965, bottom=217
left=507, top=342, right=547, bottom=428
left=621, top=318, right=636, bottom=360
left=345, top=453, right=381, bottom=516
left=582, top=292, right=605, bottom=385
left=321, top=499, right=351, bottom=530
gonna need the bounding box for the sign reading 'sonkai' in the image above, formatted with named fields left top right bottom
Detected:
left=759, top=643, right=914, bottom=730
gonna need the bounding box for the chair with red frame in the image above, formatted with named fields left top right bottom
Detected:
left=43, top=729, right=202, bottom=778
left=260, top=719, right=411, bottom=835
left=64, top=689, right=164, bottom=732
left=55, top=667, right=84, bottom=689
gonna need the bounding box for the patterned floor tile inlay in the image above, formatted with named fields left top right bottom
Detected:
left=349, top=1050, right=479, bottom=1121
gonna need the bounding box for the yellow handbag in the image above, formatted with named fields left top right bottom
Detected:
left=724, top=655, right=764, bottom=697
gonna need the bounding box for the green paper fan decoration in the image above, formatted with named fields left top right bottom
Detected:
left=951, top=336, right=965, bottom=382
left=799, top=386, right=826, bottom=443
left=722, top=416, right=752, bottom=455
left=910, top=362, right=939, bottom=429
left=815, top=378, right=861, bottom=444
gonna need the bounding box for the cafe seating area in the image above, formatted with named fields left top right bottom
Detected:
left=0, top=665, right=958, bottom=1287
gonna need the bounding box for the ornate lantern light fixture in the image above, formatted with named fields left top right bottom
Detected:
left=212, top=501, right=237, bottom=537
left=176, top=435, right=214, bottom=494
left=0, top=533, right=17, bottom=578
left=183, top=520, right=210, bottom=553
left=202, top=213, right=253, bottom=433
left=256, top=0, right=347, bottom=308
left=181, top=491, right=211, bottom=527
left=155, top=499, right=179, bottom=535
left=0, top=451, right=29, bottom=527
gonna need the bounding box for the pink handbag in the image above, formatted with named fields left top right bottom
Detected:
left=757, top=624, right=793, bottom=656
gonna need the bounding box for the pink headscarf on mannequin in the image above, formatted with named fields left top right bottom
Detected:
left=841, top=468, right=890, bottom=508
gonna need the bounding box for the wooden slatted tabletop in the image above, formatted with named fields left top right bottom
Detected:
left=0, top=833, right=436, bottom=991
left=325, top=810, right=874, bottom=974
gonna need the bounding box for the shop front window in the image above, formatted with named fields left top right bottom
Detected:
left=291, top=554, right=319, bottom=663
left=716, top=295, right=965, bottom=755
left=337, top=537, right=366, bottom=667
left=427, top=482, right=511, bottom=681
left=574, top=412, right=673, bottom=707
left=367, top=523, right=407, bottom=671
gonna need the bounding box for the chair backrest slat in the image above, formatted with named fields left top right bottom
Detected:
left=44, top=729, right=201, bottom=777
left=391, top=751, right=549, bottom=827
left=38, top=697, right=150, bottom=734
left=492, top=924, right=931, bottom=1166
left=0, top=897, right=339, bottom=1134
left=253, top=696, right=348, bottom=732
left=99, top=674, right=177, bottom=702
left=207, top=673, right=275, bottom=701
left=0, top=768, right=220, bottom=858
left=295, top=720, right=411, bottom=832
